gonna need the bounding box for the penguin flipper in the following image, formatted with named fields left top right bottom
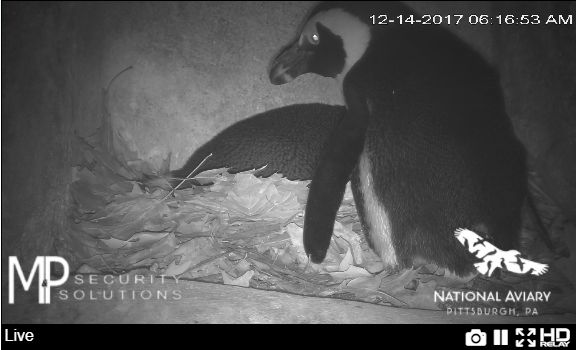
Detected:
left=304, top=87, right=368, bottom=263
left=303, top=118, right=365, bottom=262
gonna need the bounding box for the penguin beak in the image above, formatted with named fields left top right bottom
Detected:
left=269, top=40, right=313, bottom=85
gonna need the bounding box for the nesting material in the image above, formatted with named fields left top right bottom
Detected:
left=67, top=136, right=576, bottom=313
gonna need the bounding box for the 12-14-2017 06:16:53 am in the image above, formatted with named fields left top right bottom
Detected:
left=370, top=14, right=574, bottom=25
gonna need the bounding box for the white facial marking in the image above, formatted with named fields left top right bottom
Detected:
left=358, top=149, right=398, bottom=267
left=306, top=8, right=371, bottom=81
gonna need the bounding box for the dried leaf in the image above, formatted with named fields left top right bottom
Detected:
left=333, top=221, right=364, bottom=265
left=100, top=232, right=170, bottom=250
left=364, top=261, right=386, bottom=274
left=129, top=182, right=144, bottom=196
left=286, top=223, right=304, bottom=250
left=70, top=181, right=107, bottom=213
left=329, top=265, right=372, bottom=281
left=222, top=270, right=255, bottom=287
left=122, top=232, right=178, bottom=266
left=164, top=237, right=218, bottom=276
left=338, top=249, right=354, bottom=272
left=76, top=264, right=101, bottom=274
left=176, top=220, right=206, bottom=235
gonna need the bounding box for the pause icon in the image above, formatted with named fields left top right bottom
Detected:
left=494, top=329, right=509, bottom=346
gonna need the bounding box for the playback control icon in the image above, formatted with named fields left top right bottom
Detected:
left=493, top=329, right=509, bottom=346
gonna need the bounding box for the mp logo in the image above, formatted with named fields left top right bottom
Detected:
left=8, top=256, right=69, bottom=304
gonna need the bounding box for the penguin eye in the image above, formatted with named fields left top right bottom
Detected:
left=311, top=33, right=320, bottom=44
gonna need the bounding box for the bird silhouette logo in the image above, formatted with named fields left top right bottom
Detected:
left=454, top=228, right=549, bottom=277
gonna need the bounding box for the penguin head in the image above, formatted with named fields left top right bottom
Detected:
left=269, top=5, right=371, bottom=85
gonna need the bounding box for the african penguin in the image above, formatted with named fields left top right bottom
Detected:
left=170, top=103, right=345, bottom=187
left=269, top=2, right=528, bottom=277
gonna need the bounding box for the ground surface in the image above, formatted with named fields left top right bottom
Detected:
left=4, top=279, right=575, bottom=324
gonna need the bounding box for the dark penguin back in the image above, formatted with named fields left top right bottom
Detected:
left=347, top=20, right=527, bottom=276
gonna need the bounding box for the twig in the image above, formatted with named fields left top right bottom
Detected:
left=101, top=65, right=134, bottom=155
left=184, top=252, right=228, bottom=273
left=351, top=287, right=409, bottom=307
left=107, top=66, right=134, bottom=91
left=161, top=153, right=213, bottom=201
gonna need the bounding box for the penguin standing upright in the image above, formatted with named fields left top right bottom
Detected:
left=269, top=2, right=528, bottom=277
left=170, top=104, right=345, bottom=187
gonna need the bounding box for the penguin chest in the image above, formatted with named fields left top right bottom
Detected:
left=357, top=149, right=398, bottom=266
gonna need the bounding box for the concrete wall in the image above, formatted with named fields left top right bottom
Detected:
left=104, top=1, right=342, bottom=170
